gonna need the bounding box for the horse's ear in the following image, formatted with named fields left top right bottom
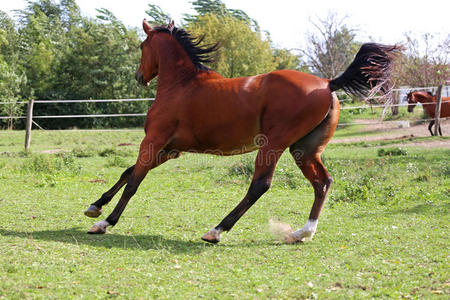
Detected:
left=168, top=20, right=175, bottom=30
left=143, top=19, right=152, bottom=35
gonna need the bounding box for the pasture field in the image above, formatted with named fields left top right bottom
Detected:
left=0, top=129, right=449, bottom=299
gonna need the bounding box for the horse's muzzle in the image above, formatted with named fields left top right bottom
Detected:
left=135, top=71, right=149, bottom=86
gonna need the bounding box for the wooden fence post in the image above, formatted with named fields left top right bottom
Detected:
left=391, top=90, right=399, bottom=115
left=434, top=85, right=443, bottom=136
left=24, top=99, right=34, bottom=151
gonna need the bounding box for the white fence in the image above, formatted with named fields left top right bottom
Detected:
left=0, top=86, right=448, bottom=150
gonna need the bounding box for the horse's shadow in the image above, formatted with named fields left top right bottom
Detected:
left=0, top=227, right=213, bottom=254
left=0, top=227, right=278, bottom=253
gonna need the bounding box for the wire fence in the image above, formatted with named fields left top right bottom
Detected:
left=0, top=85, right=448, bottom=150
left=0, top=87, right=448, bottom=124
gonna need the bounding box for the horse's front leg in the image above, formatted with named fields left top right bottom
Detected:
left=84, top=165, right=135, bottom=218
left=428, top=120, right=435, bottom=136
left=87, top=135, right=176, bottom=234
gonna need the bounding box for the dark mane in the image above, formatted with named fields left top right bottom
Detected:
left=153, top=25, right=219, bottom=71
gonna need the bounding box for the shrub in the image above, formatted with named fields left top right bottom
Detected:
left=106, top=156, right=129, bottom=168
left=330, top=181, right=369, bottom=204
left=21, top=153, right=79, bottom=174
left=228, top=156, right=254, bottom=178
left=377, top=147, right=408, bottom=157
left=72, top=146, right=97, bottom=158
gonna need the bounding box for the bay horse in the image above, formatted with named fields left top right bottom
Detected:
left=407, top=91, right=450, bottom=136
left=84, top=20, right=401, bottom=243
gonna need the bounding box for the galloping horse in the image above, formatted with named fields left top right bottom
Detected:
left=407, top=91, right=450, bottom=136
left=84, top=20, right=401, bottom=243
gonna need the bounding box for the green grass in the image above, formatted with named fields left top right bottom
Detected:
left=0, top=130, right=449, bottom=299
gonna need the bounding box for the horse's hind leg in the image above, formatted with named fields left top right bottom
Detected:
left=84, top=165, right=135, bottom=218
left=287, top=94, right=339, bottom=243
left=289, top=151, right=332, bottom=242
left=202, top=146, right=284, bottom=243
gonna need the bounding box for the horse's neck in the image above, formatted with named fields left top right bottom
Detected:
left=418, top=96, right=436, bottom=116
left=417, top=93, right=435, bottom=103
left=155, top=40, right=223, bottom=93
left=156, top=40, right=196, bottom=88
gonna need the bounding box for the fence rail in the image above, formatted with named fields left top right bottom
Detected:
left=0, top=86, right=447, bottom=150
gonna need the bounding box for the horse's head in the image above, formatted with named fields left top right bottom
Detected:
left=135, top=20, right=174, bottom=86
left=406, top=91, right=417, bottom=112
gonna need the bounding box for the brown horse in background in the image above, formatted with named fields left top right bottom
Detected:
left=84, top=20, right=401, bottom=244
left=407, top=91, right=450, bottom=136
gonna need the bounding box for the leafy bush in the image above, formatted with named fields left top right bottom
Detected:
left=98, top=147, right=134, bottom=157
left=72, top=146, right=97, bottom=158
left=377, top=147, right=408, bottom=157
left=21, top=153, right=79, bottom=174
left=330, top=181, right=369, bottom=204
left=105, top=156, right=129, bottom=168
left=228, top=156, right=254, bottom=178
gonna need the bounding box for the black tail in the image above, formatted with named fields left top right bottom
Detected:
left=329, top=43, right=402, bottom=99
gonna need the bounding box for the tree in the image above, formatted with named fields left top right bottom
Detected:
left=187, top=14, right=275, bottom=78
left=301, top=13, right=360, bottom=78
left=186, top=0, right=259, bottom=31
left=272, top=48, right=308, bottom=72
left=146, top=1, right=302, bottom=77
left=16, top=0, right=69, bottom=99
left=0, top=11, right=26, bottom=129
left=393, top=33, right=450, bottom=87
left=38, top=8, right=151, bottom=128
left=145, top=4, right=171, bottom=25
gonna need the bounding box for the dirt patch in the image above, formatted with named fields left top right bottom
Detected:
left=89, top=178, right=106, bottom=184
left=41, top=149, right=65, bottom=154
left=332, top=119, right=450, bottom=148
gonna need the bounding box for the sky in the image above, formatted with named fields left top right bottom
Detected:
left=1, top=0, right=448, bottom=50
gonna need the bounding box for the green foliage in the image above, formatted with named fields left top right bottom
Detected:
left=187, top=14, right=276, bottom=78
left=0, top=11, right=26, bottom=129
left=186, top=0, right=259, bottom=31
left=72, top=146, right=97, bottom=158
left=228, top=155, right=254, bottom=178
left=331, top=181, right=369, bottom=204
left=377, top=147, right=408, bottom=157
left=21, top=152, right=79, bottom=174
left=145, top=4, right=171, bottom=25
left=272, top=48, right=304, bottom=71
left=105, top=155, right=130, bottom=168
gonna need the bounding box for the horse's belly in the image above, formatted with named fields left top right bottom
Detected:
left=169, top=119, right=260, bottom=155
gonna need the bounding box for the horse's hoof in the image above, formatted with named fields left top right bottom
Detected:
left=87, top=225, right=106, bottom=234
left=84, top=205, right=102, bottom=218
left=284, top=234, right=300, bottom=244
left=287, top=229, right=314, bottom=244
left=201, top=228, right=222, bottom=244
